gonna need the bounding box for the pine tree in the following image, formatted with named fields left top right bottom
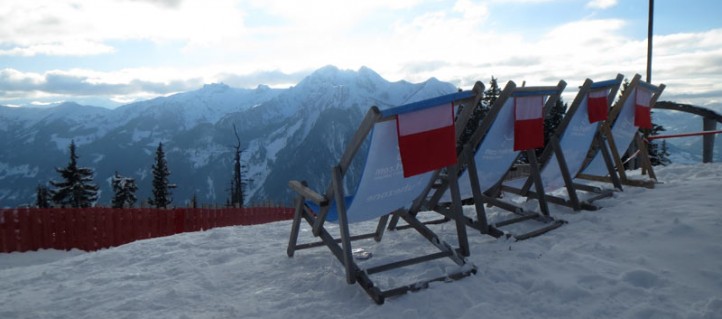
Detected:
left=191, top=193, right=198, bottom=208
left=49, top=141, right=99, bottom=208
left=457, top=76, right=499, bottom=150
left=482, top=76, right=501, bottom=109
left=643, top=122, right=670, bottom=166
left=111, top=171, right=138, bottom=208
left=148, top=142, right=173, bottom=208
left=543, top=98, right=568, bottom=152
left=35, top=184, right=50, bottom=208
left=229, top=125, right=246, bottom=207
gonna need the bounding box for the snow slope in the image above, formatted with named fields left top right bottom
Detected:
left=1, top=163, right=721, bottom=319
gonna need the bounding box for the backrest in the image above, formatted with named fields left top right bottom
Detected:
left=582, top=75, right=665, bottom=176
left=537, top=76, right=622, bottom=190
left=342, top=91, right=479, bottom=223
left=446, top=81, right=566, bottom=201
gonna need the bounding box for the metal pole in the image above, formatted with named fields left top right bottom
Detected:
left=646, top=0, right=654, bottom=83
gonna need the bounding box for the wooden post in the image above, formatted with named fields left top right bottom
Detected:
left=703, top=117, right=716, bottom=163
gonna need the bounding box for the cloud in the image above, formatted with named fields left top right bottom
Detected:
left=0, top=0, right=720, bottom=109
left=0, top=68, right=200, bottom=103
left=0, top=0, right=246, bottom=56
left=125, top=0, right=184, bottom=8
left=0, top=40, right=115, bottom=57
left=453, top=0, right=489, bottom=21
left=217, top=70, right=311, bottom=88
left=586, top=0, right=618, bottom=10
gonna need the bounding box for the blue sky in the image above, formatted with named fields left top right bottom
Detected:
left=1, top=0, right=721, bottom=108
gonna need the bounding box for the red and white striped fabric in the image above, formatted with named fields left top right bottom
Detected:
left=514, top=96, right=544, bottom=151
left=634, top=87, right=653, bottom=129
left=587, top=89, right=609, bottom=123
left=396, top=103, right=457, bottom=177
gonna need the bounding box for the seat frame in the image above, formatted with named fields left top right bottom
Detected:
left=577, top=74, right=666, bottom=189
left=390, top=81, right=570, bottom=240
left=287, top=84, right=485, bottom=304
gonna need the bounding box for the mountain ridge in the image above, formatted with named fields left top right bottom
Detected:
left=0, top=66, right=457, bottom=207
left=3, top=67, right=710, bottom=208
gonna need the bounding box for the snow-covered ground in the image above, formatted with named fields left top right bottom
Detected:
left=1, top=163, right=721, bottom=319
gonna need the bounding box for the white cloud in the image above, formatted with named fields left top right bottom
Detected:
left=586, top=0, right=618, bottom=10
left=0, top=0, right=247, bottom=56
left=0, top=40, right=115, bottom=57
left=453, top=0, right=489, bottom=21
left=0, top=0, right=721, bottom=108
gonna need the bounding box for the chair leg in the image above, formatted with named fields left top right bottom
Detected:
left=374, top=214, right=389, bottom=242
left=287, top=194, right=306, bottom=257
left=526, top=149, right=551, bottom=216
left=332, top=166, right=355, bottom=285
left=387, top=213, right=401, bottom=230
left=550, top=137, right=581, bottom=211
left=465, top=148, right=489, bottom=233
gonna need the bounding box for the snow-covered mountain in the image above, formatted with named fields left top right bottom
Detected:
left=0, top=66, right=457, bottom=207
left=4, top=66, right=711, bottom=208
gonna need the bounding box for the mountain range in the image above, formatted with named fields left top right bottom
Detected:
left=0, top=66, right=458, bottom=207
left=1, top=66, right=719, bottom=208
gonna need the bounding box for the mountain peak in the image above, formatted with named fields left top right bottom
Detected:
left=57, top=101, right=83, bottom=108
left=201, top=83, right=231, bottom=92
left=358, top=66, right=384, bottom=82
left=313, top=65, right=341, bottom=75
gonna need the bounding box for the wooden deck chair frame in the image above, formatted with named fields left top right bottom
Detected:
left=577, top=74, right=666, bottom=188
left=390, top=80, right=569, bottom=241
left=502, top=75, right=625, bottom=211
left=286, top=84, right=485, bottom=305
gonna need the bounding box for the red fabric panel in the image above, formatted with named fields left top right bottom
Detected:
left=588, top=94, right=608, bottom=123
left=635, top=105, right=652, bottom=129
left=514, top=118, right=544, bottom=151
left=397, top=125, right=457, bottom=177
left=635, top=87, right=653, bottom=129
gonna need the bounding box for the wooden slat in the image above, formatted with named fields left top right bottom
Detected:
left=288, top=180, right=327, bottom=205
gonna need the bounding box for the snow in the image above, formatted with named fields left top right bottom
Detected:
left=0, top=162, right=39, bottom=179
left=2, top=164, right=722, bottom=318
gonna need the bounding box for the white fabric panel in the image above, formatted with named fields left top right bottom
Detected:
left=636, top=87, right=651, bottom=108
left=539, top=94, right=600, bottom=190
left=514, top=96, right=543, bottom=120
left=397, top=103, right=453, bottom=136
left=589, top=89, right=608, bottom=99
left=346, top=120, right=435, bottom=223
left=443, top=98, right=518, bottom=201
left=583, top=87, right=639, bottom=176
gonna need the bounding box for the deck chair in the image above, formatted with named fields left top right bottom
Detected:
left=502, top=75, right=625, bottom=211
left=391, top=80, right=568, bottom=241
left=577, top=74, right=666, bottom=188
left=286, top=85, right=485, bottom=304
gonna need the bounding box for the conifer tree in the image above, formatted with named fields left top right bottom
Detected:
left=111, top=171, right=138, bottom=208
left=35, top=184, right=50, bottom=208
left=49, top=141, right=99, bottom=208
left=191, top=193, right=198, bottom=209
left=544, top=98, right=568, bottom=151
left=229, top=125, right=245, bottom=207
left=482, top=76, right=501, bottom=109
left=148, top=142, right=173, bottom=208
left=457, top=76, right=499, bottom=150
left=643, top=123, right=670, bottom=166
